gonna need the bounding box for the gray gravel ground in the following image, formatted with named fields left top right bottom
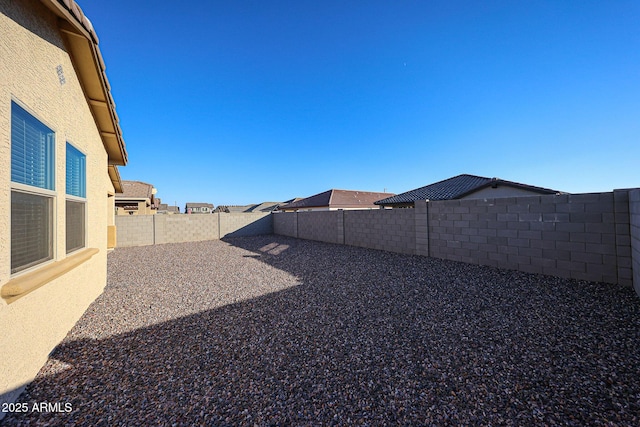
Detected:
left=3, top=235, right=640, bottom=426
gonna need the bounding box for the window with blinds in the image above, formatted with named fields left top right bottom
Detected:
left=66, top=143, right=86, bottom=253
left=66, top=200, right=85, bottom=253
left=11, top=192, right=53, bottom=273
left=11, top=102, right=55, bottom=273
left=66, top=143, right=86, bottom=198
left=11, top=102, right=55, bottom=190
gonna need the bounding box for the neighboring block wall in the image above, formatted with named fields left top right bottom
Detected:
left=298, top=211, right=344, bottom=244
left=219, top=212, right=272, bottom=238
left=115, top=213, right=271, bottom=247
left=630, top=190, right=640, bottom=296
left=273, top=212, right=297, bottom=237
left=344, top=209, right=416, bottom=255
left=428, top=193, right=621, bottom=283
left=114, top=215, right=155, bottom=247
left=155, top=215, right=218, bottom=244
left=274, top=191, right=638, bottom=291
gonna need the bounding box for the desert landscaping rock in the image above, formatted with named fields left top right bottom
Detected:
left=4, top=235, right=640, bottom=425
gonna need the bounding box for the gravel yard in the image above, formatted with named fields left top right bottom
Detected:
left=4, top=235, right=640, bottom=426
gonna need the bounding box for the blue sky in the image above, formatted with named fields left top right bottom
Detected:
left=80, top=0, right=639, bottom=208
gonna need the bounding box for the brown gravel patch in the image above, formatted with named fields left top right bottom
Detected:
left=3, top=235, right=640, bottom=426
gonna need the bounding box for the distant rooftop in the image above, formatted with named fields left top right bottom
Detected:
left=279, top=189, right=395, bottom=210
left=116, top=181, right=156, bottom=200
left=375, top=174, right=561, bottom=206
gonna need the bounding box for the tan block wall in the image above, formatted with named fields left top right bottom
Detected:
left=0, top=0, right=111, bottom=403
left=155, top=215, right=219, bottom=244
left=273, top=212, right=298, bottom=237
left=274, top=193, right=638, bottom=292
left=344, top=209, right=416, bottom=255
left=297, top=211, right=344, bottom=244
left=219, top=213, right=272, bottom=238
left=115, top=213, right=272, bottom=247
left=630, top=190, right=640, bottom=296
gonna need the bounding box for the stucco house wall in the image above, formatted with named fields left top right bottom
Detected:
left=0, top=0, right=121, bottom=408
left=461, top=185, right=554, bottom=200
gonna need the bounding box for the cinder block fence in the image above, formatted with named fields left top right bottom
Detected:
left=274, top=189, right=640, bottom=291
left=115, top=213, right=272, bottom=247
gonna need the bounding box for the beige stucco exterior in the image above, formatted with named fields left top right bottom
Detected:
left=461, top=185, right=554, bottom=200
left=116, top=201, right=157, bottom=215
left=0, top=0, right=123, bottom=407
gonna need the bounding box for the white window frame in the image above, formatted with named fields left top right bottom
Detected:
left=10, top=100, right=57, bottom=275
left=65, top=141, right=87, bottom=254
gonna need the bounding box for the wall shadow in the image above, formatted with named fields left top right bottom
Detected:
left=3, top=235, right=640, bottom=425
left=220, top=215, right=273, bottom=238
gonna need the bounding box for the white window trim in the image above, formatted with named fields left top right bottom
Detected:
left=10, top=101, right=58, bottom=276
left=11, top=182, right=57, bottom=198
left=65, top=141, right=87, bottom=255
left=9, top=187, right=58, bottom=277
left=65, top=199, right=87, bottom=255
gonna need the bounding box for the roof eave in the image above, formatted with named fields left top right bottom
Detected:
left=456, top=180, right=559, bottom=199
left=40, top=0, right=128, bottom=191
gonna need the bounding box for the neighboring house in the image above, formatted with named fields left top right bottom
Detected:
left=278, top=189, right=396, bottom=212
left=0, top=0, right=127, bottom=411
left=186, top=202, right=214, bottom=214
left=158, top=203, right=180, bottom=214
left=375, top=174, right=562, bottom=208
left=217, top=201, right=283, bottom=213
left=115, top=180, right=158, bottom=215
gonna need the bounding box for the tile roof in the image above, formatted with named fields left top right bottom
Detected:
left=116, top=181, right=155, bottom=199
left=279, top=189, right=395, bottom=210
left=375, top=174, right=561, bottom=206
left=220, top=202, right=283, bottom=213
left=40, top=0, right=128, bottom=191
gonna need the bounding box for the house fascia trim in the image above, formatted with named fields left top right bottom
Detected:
left=39, top=0, right=128, bottom=192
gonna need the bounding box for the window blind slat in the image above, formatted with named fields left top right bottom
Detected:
left=11, top=102, right=55, bottom=273
left=66, top=200, right=85, bottom=253
left=66, top=143, right=86, bottom=198
left=11, top=102, right=55, bottom=190
left=11, top=191, right=53, bottom=273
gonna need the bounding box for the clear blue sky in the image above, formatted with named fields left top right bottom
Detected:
left=80, top=0, right=639, bottom=208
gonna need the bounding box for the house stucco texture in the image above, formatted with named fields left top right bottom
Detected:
left=0, top=0, right=126, bottom=410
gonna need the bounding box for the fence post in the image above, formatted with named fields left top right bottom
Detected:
left=337, top=210, right=345, bottom=244
left=415, top=200, right=429, bottom=257
left=614, top=189, right=633, bottom=287
left=629, top=189, right=640, bottom=296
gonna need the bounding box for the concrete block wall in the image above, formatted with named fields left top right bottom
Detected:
left=219, top=213, right=272, bottom=238
left=297, top=211, right=343, bottom=245
left=428, top=193, right=621, bottom=284
left=115, top=215, right=154, bottom=247
left=274, top=190, right=637, bottom=291
left=614, top=190, right=633, bottom=286
left=273, top=212, right=297, bottom=237
left=414, top=200, right=429, bottom=257
left=115, top=213, right=271, bottom=247
left=630, top=189, right=640, bottom=295
left=344, top=209, right=416, bottom=255
left=154, top=215, right=218, bottom=244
